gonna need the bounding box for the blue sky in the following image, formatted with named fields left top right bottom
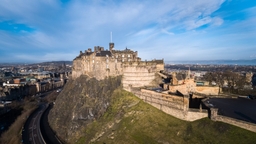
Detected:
left=0, top=0, right=255, bottom=63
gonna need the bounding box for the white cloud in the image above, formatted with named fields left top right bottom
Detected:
left=14, top=52, right=77, bottom=63
left=0, top=0, right=255, bottom=62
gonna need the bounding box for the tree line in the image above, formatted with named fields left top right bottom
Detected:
left=203, top=71, right=253, bottom=95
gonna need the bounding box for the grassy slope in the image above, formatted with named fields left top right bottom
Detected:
left=76, top=89, right=256, bottom=144
left=0, top=100, right=37, bottom=144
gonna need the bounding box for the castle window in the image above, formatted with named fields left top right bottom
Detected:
left=128, top=54, right=130, bottom=57
left=116, top=55, right=118, bottom=58
left=92, top=60, right=94, bottom=63
left=122, top=59, right=124, bottom=62
left=122, top=54, right=124, bottom=57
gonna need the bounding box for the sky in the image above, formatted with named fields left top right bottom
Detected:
left=0, top=0, right=256, bottom=63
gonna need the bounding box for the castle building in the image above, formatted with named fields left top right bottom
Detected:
left=72, top=42, right=164, bottom=88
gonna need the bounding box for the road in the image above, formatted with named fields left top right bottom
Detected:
left=22, top=90, right=62, bottom=144
left=22, top=104, right=47, bottom=144
left=40, top=103, right=62, bottom=144
left=207, top=98, right=256, bottom=124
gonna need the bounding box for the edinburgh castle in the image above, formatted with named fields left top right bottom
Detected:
left=72, top=42, right=164, bottom=88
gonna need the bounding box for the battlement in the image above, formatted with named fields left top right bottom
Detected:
left=112, top=48, right=136, bottom=53
left=123, top=59, right=164, bottom=66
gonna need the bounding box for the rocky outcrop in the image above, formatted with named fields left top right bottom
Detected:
left=48, top=75, right=121, bottom=143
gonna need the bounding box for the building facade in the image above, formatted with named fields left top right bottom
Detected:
left=72, top=42, right=164, bottom=88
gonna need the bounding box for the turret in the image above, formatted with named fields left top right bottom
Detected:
left=109, top=42, right=114, bottom=52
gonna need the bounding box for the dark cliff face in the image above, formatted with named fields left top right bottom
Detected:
left=48, top=75, right=121, bottom=143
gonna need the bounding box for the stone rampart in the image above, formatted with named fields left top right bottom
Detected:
left=196, top=86, right=219, bottom=95
left=140, top=89, right=186, bottom=108
left=216, top=116, right=256, bottom=133
left=168, top=79, right=220, bottom=96
left=122, top=62, right=163, bottom=88
left=169, top=84, right=188, bottom=95
left=128, top=88, right=208, bottom=121
left=210, top=108, right=256, bottom=133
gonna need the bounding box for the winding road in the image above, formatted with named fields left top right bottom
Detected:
left=22, top=103, right=47, bottom=144
left=22, top=89, right=63, bottom=144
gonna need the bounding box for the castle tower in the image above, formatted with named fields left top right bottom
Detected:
left=109, top=42, right=114, bottom=52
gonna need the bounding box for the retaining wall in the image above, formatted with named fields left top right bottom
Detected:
left=122, top=65, right=158, bottom=88
left=129, top=88, right=208, bottom=121
left=210, top=108, right=256, bottom=133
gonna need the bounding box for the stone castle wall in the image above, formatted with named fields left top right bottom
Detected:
left=168, top=79, right=196, bottom=95
left=72, top=53, right=123, bottom=80
left=169, top=84, right=188, bottom=95
left=71, top=42, right=165, bottom=89
left=210, top=108, right=256, bottom=133
left=129, top=88, right=208, bottom=121
left=168, top=79, right=220, bottom=96
left=72, top=58, right=84, bottom=79
left=195, top=86, right=219, bottom=95
left=89, top=56, right=122, bottom=80
left=122, top=61, right=164, bottom=88
left=72, top=47, right=164, bottom=88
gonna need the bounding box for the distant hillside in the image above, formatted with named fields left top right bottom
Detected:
left=48, top=76, right=256, bottom=144
left=0, top=61, right=73, bottom=67
left=32, top=61, right=73, bottom=66
left=166, top=59, right=256, bottom=65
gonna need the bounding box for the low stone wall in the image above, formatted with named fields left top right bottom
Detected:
left=129, top=88, right=208, bottom=121
left=217, top=116, right=256, bottom=133
left=169, top=84, right=188, bottom=95
left=168, top=81, right=220, bottom=96
left=195, top=86, right=219, bottom=95
left=139, top=89, right=186, bottom=110
left=186, top=110, right=208, bottom=121
left=210, top=108, right=256, bottom=133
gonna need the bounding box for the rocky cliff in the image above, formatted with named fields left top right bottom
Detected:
left=48, top=75, right=121, bottom=143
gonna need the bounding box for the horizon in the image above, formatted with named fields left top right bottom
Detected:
left=0, top=0, right=256, bottom=62
left=1, top=59, right=256, bottom=66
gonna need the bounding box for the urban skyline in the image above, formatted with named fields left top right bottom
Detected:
left=0, top=0, right=256, bottom=63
